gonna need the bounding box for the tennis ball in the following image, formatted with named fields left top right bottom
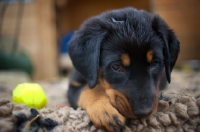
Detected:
left=12, top=83, right=47, bottom=109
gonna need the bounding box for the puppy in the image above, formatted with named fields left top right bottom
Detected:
left=67, top=7, right=180, bottom=131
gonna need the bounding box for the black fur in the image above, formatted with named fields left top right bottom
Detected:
left=68, top=7, right=179, bottom=89
left=68, top=7, right=180, bottom=116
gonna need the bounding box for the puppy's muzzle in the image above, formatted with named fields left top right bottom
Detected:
left=129, top=94, right=155, bottom=118
left=134, top=107, right=152, bottom=118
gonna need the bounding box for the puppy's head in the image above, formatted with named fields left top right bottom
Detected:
left=68, top=7, right=180, bottom=118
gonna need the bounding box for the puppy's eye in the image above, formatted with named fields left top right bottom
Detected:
left=111, top=64, right=124, bottom=72
left=150, top=60, right=158, bottom=70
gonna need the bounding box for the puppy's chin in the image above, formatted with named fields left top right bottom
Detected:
left=106, top=89, right=137, bottom=118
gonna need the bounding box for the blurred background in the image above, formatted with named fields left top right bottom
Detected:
left=0, top=0, right=200, bottom=106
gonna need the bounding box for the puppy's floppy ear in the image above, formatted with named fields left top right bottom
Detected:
left=152, top=15, right=180, bottom=83
left=68, top=18, right=107, bottom=88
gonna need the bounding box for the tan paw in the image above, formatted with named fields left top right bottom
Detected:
left=86, top=97, right=125, bottom=132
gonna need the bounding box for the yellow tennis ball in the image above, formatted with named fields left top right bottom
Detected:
left=12, top=83, right=47, bottom=109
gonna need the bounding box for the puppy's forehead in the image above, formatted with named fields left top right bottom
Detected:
left=101, top=40, right=163, bottom=66
left=120, top=49, right=154, bottom=66
left=101, top=7, right=154, bottom=30
left=100, top=8, right=158, bottom=48
left=100, top=8, right=164, bottom=64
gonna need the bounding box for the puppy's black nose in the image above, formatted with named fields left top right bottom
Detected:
left=135, top=108, right=152, bottom=118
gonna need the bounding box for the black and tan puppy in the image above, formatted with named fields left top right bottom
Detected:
left=67, top=7, right=180, bottom=131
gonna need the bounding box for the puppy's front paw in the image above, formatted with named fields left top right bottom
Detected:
left=86, top=97, right=125, bottom=132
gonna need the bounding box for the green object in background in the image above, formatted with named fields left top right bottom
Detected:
left=12, top=83, right=48, bottom=109
left=0, top=35, right=34, bottom=76
left=0, top=1, right=34, bottom=76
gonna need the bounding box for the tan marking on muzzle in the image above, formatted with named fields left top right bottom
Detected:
left=71, top=81, right=82, bottom=87
left=150, top=80, right=160, bottom=116
left=99, top=76, right=136, bottom=118
left=106, top=89, right=136, bottom=118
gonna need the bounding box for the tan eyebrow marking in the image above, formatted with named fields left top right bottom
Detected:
left=147, top=50, right=154, bottom=63
left=121, top=54, right=130, bottom=66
